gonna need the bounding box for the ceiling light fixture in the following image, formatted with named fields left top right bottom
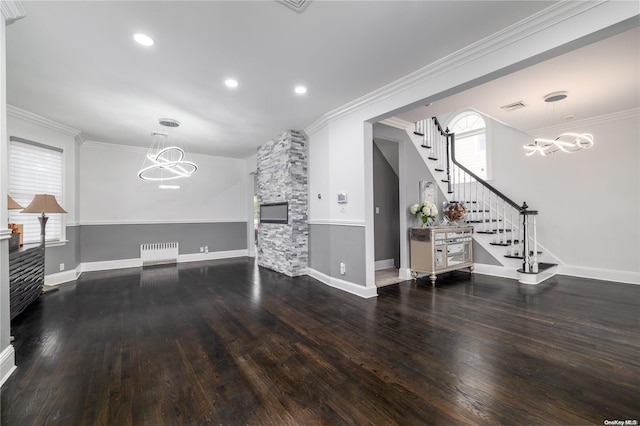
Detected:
left=295, top=85, right=307, bottom=95
left=133, top=33, right=154, bottom=47
left=523, top=91, right=594, bottom=156
left=225, top=79, right=239, bottom=88
left=138, top=118, right=197, bottom=182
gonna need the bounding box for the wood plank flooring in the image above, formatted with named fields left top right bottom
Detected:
left=2, top=257, right=638, bottom=425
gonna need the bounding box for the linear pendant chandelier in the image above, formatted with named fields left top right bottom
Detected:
left=138, top=118, right=197, bottom=183
left=523, top=91, right=594, bottom=156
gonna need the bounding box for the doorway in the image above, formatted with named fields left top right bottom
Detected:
left=372, top=139, right=402, bottom=287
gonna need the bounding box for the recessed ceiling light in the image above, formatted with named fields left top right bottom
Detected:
left=295, top=85, right=307, bottom=95
left=225, top=79, right=239, bottom=88
left=133, top=33, right=154, bottom=47
left=159, top=184, right=180, bottom=190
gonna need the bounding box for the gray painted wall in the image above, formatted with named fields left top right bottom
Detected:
left=309, top=224, right=366, bottom=286
left=473, top=240, right=502, bottom=266
left=373, top=142, right=400, bottom=265
left=45, top=225, right=80, bottom=275
left=79, top=222, right=247, bottom=263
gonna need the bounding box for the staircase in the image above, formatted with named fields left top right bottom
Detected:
left=410, top=117, right=557, bottom=284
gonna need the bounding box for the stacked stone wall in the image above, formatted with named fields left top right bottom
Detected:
left=257, top=130, right=308, bottom=276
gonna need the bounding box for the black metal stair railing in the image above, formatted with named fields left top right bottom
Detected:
left=415, top=117, right=543, bottom=274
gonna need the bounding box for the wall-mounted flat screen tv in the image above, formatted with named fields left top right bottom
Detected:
left=260, top=202, right=288, bottom=224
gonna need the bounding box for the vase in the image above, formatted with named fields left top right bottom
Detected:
left=443, top=202, right=467, bottom=225
left=421, top=217, right=434, bottom=228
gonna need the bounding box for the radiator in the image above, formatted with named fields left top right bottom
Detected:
left=140, top=242, right=179, bottom=266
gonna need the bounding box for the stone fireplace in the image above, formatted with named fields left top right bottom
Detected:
left=256, top=130, right=308, bottom=276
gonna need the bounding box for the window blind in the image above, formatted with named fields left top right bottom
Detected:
left=8, top=137, right=64, bottom=244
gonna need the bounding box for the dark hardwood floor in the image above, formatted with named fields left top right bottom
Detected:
left=2, top=257, right=638, bottom=425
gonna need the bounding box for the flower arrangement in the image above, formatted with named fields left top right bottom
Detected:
left=8, top=223, right=20, bottom=234
left=410, top=201, right=438, bottom=227
left=443, top=202, right=467, bottom=223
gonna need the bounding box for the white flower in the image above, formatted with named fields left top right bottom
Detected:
left=409, top=204, right=419, bottom=215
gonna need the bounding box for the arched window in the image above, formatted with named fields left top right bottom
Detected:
left=449, top=111, right=488, bottom=180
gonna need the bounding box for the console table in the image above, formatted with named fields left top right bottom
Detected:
left=9, top=245, right=45, bottom=320
left=410, top=226, right=474, bottom=286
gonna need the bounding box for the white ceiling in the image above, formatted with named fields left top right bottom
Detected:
left=6, top=0, right=562, bottom=158
left=394, top=25, right=640, bottom=134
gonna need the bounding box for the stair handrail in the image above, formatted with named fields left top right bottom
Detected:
left=431, top=116, right=540, bottom=273
left=432, top=117, right=527, bottom=212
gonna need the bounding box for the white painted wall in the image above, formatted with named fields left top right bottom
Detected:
left=79, top=142, right=247, bottom=224
left=306, top=2, right=639, bottom=286
left=308, top=124, right=330, bottom=222
left=491, top=110, right=640, bottom=274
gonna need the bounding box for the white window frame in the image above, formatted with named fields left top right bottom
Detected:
left=8, top=136, right=66, bottom=245
left=448, top=110, right=492, bottom=181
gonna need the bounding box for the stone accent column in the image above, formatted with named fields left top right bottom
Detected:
left=257, top=130, right=308, bottom=277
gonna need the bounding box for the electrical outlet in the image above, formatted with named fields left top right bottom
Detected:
left=340, top=262, right=346, bottom=275
left=200, top=247, right=204, bottom=253
left=59, top=263, right=64, bottom=271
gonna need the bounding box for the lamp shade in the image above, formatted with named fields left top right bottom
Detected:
left=21, top=194, right=67, bottom=214
left=7, top=195, right=24, bottom=210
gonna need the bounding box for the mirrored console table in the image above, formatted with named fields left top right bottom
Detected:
left=410, top=226, right=474, bottom=286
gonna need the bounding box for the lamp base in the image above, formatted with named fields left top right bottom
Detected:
left=38, top=214, right=48, bottom=247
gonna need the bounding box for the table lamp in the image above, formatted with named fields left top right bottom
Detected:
left=21, top=194, right=67, bottom=246
left=8, top=195, right=24, bottom=210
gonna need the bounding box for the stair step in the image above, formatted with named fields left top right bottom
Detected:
left=469, top=209, right=490, bottom=213
left=476, top=229, right=509, bottom=234
left=428, top=156, right=438, bottom=161
left=421, top=145, right=432, bottom=149
left=442, top=180, right=449, bottom=183
left=518, top=262, right=556, bottom=275
left=489, top=240, right=520, bottom=246
left=505, top=251, right=543, bottom=259
left=435, top=168, right=444, bottom=172
left=468, top=219, right=502, bottom=223
left=414, top=132, right=424, bottom=136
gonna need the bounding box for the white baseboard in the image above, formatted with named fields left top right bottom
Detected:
left=44, top=270, right=80, bottom=286
left=0, top=344, right=16, bottom=387
left=398, top=268, right=413, bottom=281
left=308, top=268, right=378, bottom=298
left=375, top=259, right=395, bottom=271
left=178, top=249, right=248, bottom=263
left=80, top=258, right=143, bottom=273
left=472, top=263, right=519, bottom=280
left=66, top=250, right=250, bottom=280
left=558, top=265, right=640, bottom=285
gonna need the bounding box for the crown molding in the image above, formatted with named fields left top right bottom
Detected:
left=304, top=1, right=605, bottom=136
left=527, top=107, right=640, bottom=135
left=378, top=117, right=411, bottom=130
left=1, top=0, right=26, bottom=23
left=81, top=140, right=148, bottom=154
left=7, top=105, right=81, bottom=136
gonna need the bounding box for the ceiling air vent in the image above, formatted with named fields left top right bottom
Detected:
left=500, top=101, right=527, bottom=112
left=277, top=0, right=311, bottom=13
